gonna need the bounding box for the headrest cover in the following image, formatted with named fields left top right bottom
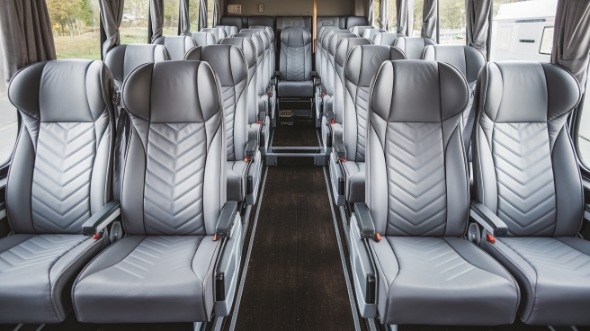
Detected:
left=371, top=60, right=469, bottom=122
left=335, top=38, right=372, bottom=67
left=281, top=27, right=312, bottom=47
left=9, top=60, right=114, bottom=122
left=480, top=62, right=581, bottom=123
left=220, top=37, right=257, bottom=69
left=122, top=61, right=221, bottom=123
left=184, top=45, right=248, bottom=86
left=345, top=45, right=407, bottom=86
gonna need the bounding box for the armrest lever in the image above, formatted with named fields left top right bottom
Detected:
left=215, top=201, right=239, bottom=239
left=82, top=201, right=121, bottom=235
left=470, top=202, right=508, bottom=237
left=354, top=203, right=376, bottom=239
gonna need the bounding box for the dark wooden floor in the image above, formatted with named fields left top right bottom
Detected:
left=271, top=124, right=319, bottom=147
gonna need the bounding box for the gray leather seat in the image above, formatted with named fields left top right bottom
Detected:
left=185, top=45, right=262, bottom=206
left=215, top=25, right=238, bottom=37
left=361, top=28, right=386, bottom=42
left=0, top=60, right=115, bottom=323
left=393, top=36, right=436, bottom=59
left=104, top=44, right=168, bottom=90
left=277, top=27, right=313, bottom=98
left=153, top=36, right=197, bottom=60
left=73, top=60, right=243, bottom=323
left=349, top=25, right=373, bottom=37
left=373, top=32, right=404, bottom=46
left=247, top=26, right=277, bottom=119
left=321, top=37, right=371, bottom=150
left=316, top=26, right=341, bottom=76
left=329, top=45, right=406, bottom=206
left=422, top=45, right=486, bottom=141
left=191, top=31, right=217, bottom=46
left=201, top=27, right=225, bottom=41
left=473, top=62, right=588, bottom=325
left=350, top=60, right=520, bottom=325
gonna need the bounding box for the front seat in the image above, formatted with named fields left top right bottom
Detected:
left=153, top=35, right=197, bottom=60
left=185, top=45, right=263, bottom=206
left=349, top=60, right=520, bottom=325
left=394, top=36, right=436, bottom=59
left=104, top=44, right=168, bottom=90
left=0, top=60, right=116, bottom=323
left=277, top=27, right=313, bottom=99
left=473, top=62, right=588, bottom=325
left=73, top=60, right=243, bottom=323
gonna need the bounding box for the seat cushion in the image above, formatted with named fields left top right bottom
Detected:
left=73, top=235, right=220, bottom=323
left=342, top=161, right=365, bottom=203
left=371, top=237, right=519, bottom=325
left=0, top=234, right=107, bottom=323
left=483, top=237, right=590, bottom=325
left=277, top=80, right=314, bottom=97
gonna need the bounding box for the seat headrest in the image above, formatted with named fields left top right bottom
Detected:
left=104, top=44, right=168, bottom=84
left=184, top=45, right=248, bottom=87
left=479, top=62, right=581, bottom=123
left=240, top=29, right=269, bottom=49
left=422, top=45, right=486, bottom=84
left=191, top=32, right=217, bottom=46
left=349, top=25, right=373, bottom=36
left=122, top=61, right=221, bottom=123
left=335, top=37, right=372, bottom=68
left=394, top=37, right=436, bottom=59
left=345, top=16, right=369, bottom=29
left=214, top=25, right=239, bottom=37
left=9, top=60, right=115, bottom=122
left=373, top=32, right=404, bottom=46
left=220, top=16, right=244, bottom=30
left=318, top=26, right=340, bottom=42
left=371, top=60, right=469, bottom=122
left=280, top=27, right=312, bottom=47
left=200, top=28, right=222, bottom=42
left=153, top=36, right=197, bottom=60
left=328, top=32, right=356, bottom=56
left=233, top=33, right=264, bottom=58
left=345, top=45, right=406, bottom=87
left=220, top=37, right=257, bottom=69
left=362, top=28, right=386, bottom=41
left=250, top=25, right=275, bottom=42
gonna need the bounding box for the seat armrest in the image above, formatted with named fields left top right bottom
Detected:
left=0, top=202, right=5, bottom=221
left=215, top=201, right=239, bottom=239
left=469, top=202, right=508, bottom=237
left=82, top=201, right=121, bottom=235
left=257, top=111, right=266, bottom=124
left=333, top=130, right=346, bottom=159
left=354, top=203, right=376, bottom=239
left=245, top=138, right=258, bottom=160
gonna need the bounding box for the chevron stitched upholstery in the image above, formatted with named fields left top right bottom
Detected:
left=1, top=60, right=115, bottom=323
left=279, top=27, right=312, bottom=81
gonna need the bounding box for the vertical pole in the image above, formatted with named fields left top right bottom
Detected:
left=313, top=0, right=317, bottom=53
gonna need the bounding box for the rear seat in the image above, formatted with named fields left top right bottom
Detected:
left=152, top=36, right=196, bottom=60
left=277, top=27, right=313, bottom=99
left=394, top=36, right=436, bottom=59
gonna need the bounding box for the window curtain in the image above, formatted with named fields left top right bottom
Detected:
left=179, top=0, right=190, bottom=35
left=421, top=0, right=437, bottom=39
left=0, top=0, right=56, bottom=86
left=150, top=0, right=164, bottom=41
left=396, top=0, right=414, bottom=36
left=551, top=0, right=590, bottom=93
left=380, top=0, right=389, bottom=30
left=99, top=0, right=124, bottom=58
left=466, top=0, right=492, bottom=59
left=214, top=0, right=223, bottom=26
left=368, top=0, right=374, bottom=26
left=199, top=0, right=207, bottom=29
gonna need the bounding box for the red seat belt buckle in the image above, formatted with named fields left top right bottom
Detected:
left=486, top=233, right=496, bottom=244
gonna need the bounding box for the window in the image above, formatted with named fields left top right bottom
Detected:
left=578, top=75, right=590, bottom=166
left=46, top=0, right=101, bottom=59
left=189, top=0, right=200, bottom=31
left=490, top=0, right=556, bottom=61
left=412, top=0, right=423, bottom=37
left=387, top=0, right=397, bottom=32
left=207, top=0, right=215, bottom=28
left=439, top=0, right=466, bottom=44
left=0, top=44, right=18, bottom=168
left=539, top=26, right=553, bottom=55
left=163, top=0, right=180, bottom=36
left=120, top=0, right=149, bottom=44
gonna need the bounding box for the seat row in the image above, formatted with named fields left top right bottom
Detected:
left=0, top=59, right=243, bottom=324
left=347, top=58, right=589, bottom=327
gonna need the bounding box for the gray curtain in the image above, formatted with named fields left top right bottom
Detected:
left=466, top=0, right=491, bottom=58
left=551, top=0, right=590, bottom=92
left=380, top=0, right=388, bottom=30
left=421, top=0, right=437, bottom=39
left=0, top=0, right=56, bottom=85
left=99, top=0, right=124, bottom=58
left=199, top=0, right=207, bottom=29
left=150, top=0, right=164, bottom=41
left=179, top=0, right=190, bottom=35
left=368, top=0, right=374, bottom=26
left=214, top=0, right=223, bottom=26
left=397, top=0, right=414, bottom=36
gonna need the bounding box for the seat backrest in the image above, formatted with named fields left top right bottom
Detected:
left=326, top=32, right=356, bottom=95
left=362, top=28, right=386, bottom=42
left=367, top=60, right=469, bottom=237
left=120, top=60, right=225, bottom=236
left=201, top=28, right=223, bottom=42
left=185, top=45, right=248, bottom=163
left=346, top=16, right=369, bottom=29
left=220, top=37, right=258, bottom=124
left=317, top=27, right=341, bottom=79
left=373, top=32, right=403, bottom=46
left=214, top=25, right=238, bottom=37
left=279, top=27, right=312, bottom=81
left=343, top=45, right=406, bottom=162
left=234, top=32, right=265, bottom=97
left=349, top=25, right=373, bottom=37
left=104, top=44, right=168, bottom=89
left=473, top=62, right=582, bottom=237
left=251, top=25, right=275, bottom=71
left=246, top=15, right=275, bottom=29
left=7, top=60, right=115, bottom=234
left=153, top=36, right=196, bottom=60
left=191, top=31, right=217, bottom=46
left=220, top=16, right=245, bottom=30
left=333, top=38, right=371, bottom=123
left=394, top=37, right=436, bottom=59
left=318, top=16, right=347, bottom=30
left=242, top=28, right=271, bottom=85
left=320, top=29, right=342, bottom=87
